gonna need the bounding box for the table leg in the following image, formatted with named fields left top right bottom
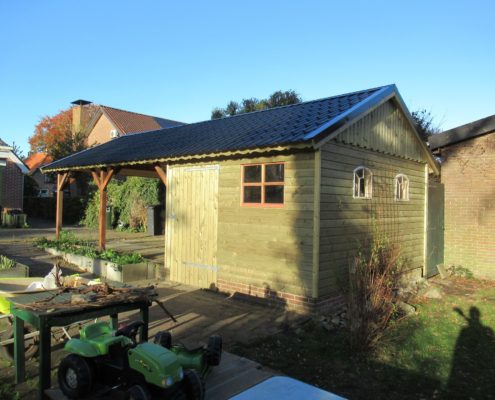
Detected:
left=140, top=306, right=149, bottom=341
left=38, top=320, right=51, bottom=400
left=110, top=314, right=118, bottom=330
left=14, top=316, right=25, bottom=384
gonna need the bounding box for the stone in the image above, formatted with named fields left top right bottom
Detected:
left=331, top=317, right=340, bottom=325
left=437, top=264, right=449, bottom=279
left=398, top=301, right=416, bottom=316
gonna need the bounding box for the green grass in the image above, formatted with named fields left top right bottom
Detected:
left=232, top=278, right=495, bottom=399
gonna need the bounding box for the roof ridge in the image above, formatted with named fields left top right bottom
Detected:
left=435, top=114, right=495, bottom=136
left=118, top=84, right=392, bottom=140
left=100, top=105, right=181, bottom=123
left=210, top=84, right=392, bottom=121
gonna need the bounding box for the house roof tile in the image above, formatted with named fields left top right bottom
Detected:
left=100, top=106, right=183, bottom=134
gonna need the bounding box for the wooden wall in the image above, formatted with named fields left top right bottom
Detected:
left=318, top=141, right=427, bottom=298
left=335, top=99, right=427, bottom=163
left=164, top=152, right=317, bottom=297
left=216, top=152, right=316, bottom=297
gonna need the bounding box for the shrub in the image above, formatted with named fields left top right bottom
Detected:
left=81, top=177, right=161, bottom=231
left=348, top=234, right=407, bottom=351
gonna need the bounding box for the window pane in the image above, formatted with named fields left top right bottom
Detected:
left=243, top=165, right=262, bottom=183
left=265, top=185, right=284, bottom=204
left=265, top=164, right=284, bottom=182
left=244, top=186, right=261, bottom=203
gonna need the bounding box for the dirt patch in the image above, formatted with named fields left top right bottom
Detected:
left=430, top=276, right=495, bottom=297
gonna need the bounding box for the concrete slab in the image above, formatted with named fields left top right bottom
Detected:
left=44, top=351, right=276, bottom=400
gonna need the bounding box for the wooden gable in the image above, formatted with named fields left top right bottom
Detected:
left=334, top=99, right=427, bottom=163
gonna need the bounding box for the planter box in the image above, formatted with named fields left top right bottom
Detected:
left=42, top=248, right=154, bottom=283
left=0, top=262, right=29, bottom=277
left=1, top=213, right=27, bottom=228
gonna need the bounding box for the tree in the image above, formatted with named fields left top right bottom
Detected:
left=28, top=105, right=98, bottom=160
left=28, top=105, right=98, bottom=196
left=211, top=90, right=302, bottom=119
left=411, top=109, right=441, bottom=142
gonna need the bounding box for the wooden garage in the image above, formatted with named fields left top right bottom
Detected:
left=42, top=84, right=439, bottom=313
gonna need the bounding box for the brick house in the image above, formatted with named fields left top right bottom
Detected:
left=0, top=139, right=28, bottom=210
left=429, top=115, right=495, bottom=278
left=71, top=100, right=183, bottom=146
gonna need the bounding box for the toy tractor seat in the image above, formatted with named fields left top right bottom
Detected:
left=79, top=322, right=131, bottom=355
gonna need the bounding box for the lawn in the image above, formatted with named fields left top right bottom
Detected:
left=232, top=277, right=495, bottom=400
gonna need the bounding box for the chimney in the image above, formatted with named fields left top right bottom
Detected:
left=71, top=99, right=92, bottom=133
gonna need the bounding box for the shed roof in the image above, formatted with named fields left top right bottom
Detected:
left=43, top=84, right=437, bottom=173
left=429, top=114, right=495, bottom=150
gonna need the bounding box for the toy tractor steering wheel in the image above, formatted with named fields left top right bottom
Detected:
left=115, top=321, right=145, bottom=346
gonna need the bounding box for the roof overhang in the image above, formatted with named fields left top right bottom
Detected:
left=41, top=143, right=313, bottom=173
left=0, top=146, right=29, bottom=174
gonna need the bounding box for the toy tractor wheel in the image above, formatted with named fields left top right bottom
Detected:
left=127, top=384, right=152, bottom=400
left=182, top=370, right=204, bottom=400
left=0, top=325, right=39, bottom=361
left=154, top=330, right=172, bottom=349
left=58, top=354, right=94, bottom=399
left=206, top=335, right=222, bottom=366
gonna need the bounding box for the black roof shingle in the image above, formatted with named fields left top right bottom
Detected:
left=44, top=85, right=395, bottom=171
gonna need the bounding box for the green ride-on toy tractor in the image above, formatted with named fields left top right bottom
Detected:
left=57, top=320, right=222, bottom=399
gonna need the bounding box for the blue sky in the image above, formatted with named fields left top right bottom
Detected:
left=1, top=0, right=494, bottom=155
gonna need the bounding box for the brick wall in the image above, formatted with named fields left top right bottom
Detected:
left=1, top=160, right=24, bottom=210
left=440, top=133, right=495, bottom=278
left=217, top=278, right=346, bottom=314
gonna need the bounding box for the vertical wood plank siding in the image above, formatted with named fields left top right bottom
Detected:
left=319, top=101, right=428, bottom=298
left=335, top=100, right=426, bottom=163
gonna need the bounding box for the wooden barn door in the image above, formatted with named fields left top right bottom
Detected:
left=425, top=181, right=445, bottom=277
left=165, top=165, right=219, bottom=288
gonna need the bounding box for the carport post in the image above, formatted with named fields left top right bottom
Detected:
left=91, top=168, right=116, bottom=251
left=55, top=172, right=69, bottom=240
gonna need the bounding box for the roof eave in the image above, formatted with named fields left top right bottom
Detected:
left=41, top=143, right=313, bottom=173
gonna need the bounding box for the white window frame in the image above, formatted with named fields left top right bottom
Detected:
left=395, top=174, right=410, bottom=201
left=353, top=166, right=372, bottom=199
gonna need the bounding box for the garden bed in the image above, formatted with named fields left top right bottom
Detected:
left=35, top=233, right=154, bottom=283
left=0, top=255, right=29, bottom=278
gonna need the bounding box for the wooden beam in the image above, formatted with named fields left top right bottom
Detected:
left=55, top=173, right=69, bottom=240
left=154, top=165, right=167, bottom=185
left=90, top=169, right=116, bottom=252
left=101, top=168, right=116, bottom=190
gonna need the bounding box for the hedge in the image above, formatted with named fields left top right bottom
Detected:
left=23, top=196, right=88, bottom=224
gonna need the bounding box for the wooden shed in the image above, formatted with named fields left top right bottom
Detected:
left=43, top=85, right=439, bottom=313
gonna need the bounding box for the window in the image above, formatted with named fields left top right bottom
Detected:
left=395, top=174, right=409, bottom=201
left=353, top=167, right=372, bottom=198
left=242, top=163, right=284, bottom=206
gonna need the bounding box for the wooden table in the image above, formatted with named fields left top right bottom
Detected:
left=8, top=289, right=151, bottom=400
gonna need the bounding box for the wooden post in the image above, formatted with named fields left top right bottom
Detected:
left=154, top=165, right=167, bottom=185
left=91, top=168, right=116, bottom=251
left=55, top=173, right=69, bottom=240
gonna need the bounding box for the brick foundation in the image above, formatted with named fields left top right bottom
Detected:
left=217, top=279, right=346, bottom=314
